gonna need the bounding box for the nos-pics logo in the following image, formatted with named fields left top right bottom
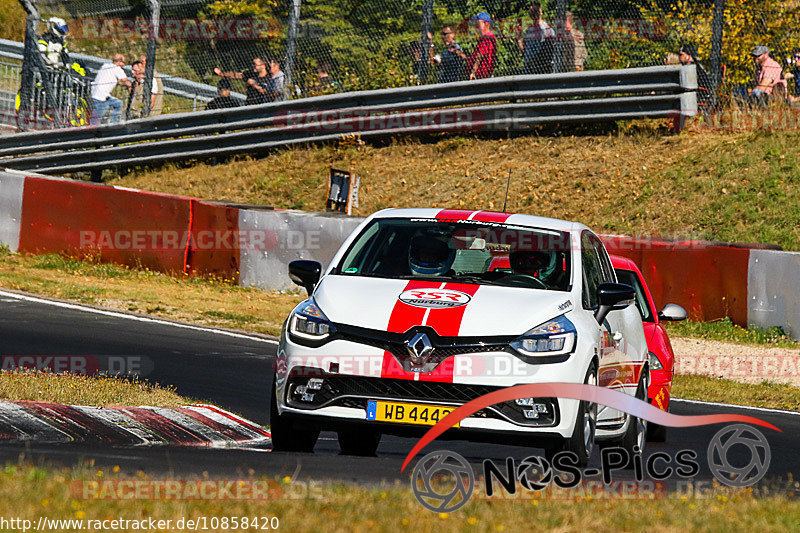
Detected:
left=411, top=424, right=771, bottom=512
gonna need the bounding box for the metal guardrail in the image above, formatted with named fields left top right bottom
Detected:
left=0, top=39, right=245, bottom=107
left=0, top=64, right=697, bottom=174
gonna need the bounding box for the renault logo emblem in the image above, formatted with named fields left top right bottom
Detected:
left=406, top=332, right=435, bottom=364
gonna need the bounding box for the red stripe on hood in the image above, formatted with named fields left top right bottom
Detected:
left=381, top=281, right=479, bottom=383
left=382, top=280, right=442, bottom=380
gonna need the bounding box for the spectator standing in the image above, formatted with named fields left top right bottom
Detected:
left=206, top=79, right=241, bottom=110
left=751, top=45, right=785, bottom=104
left=516, top=2, right=554, bottom=74
left=436, top=26, right=467, bottom=83
left=467, top=12, right=497, bottom=80
left=126, top=60, right=145, bottom=119
left=410, top=33, right=434, bottom=82
left=560, top=11, right=587, bottom=71
left=127, top=59, right=163, bottom=118
left=90, top=53, right=131, bottom=125
left=267, top=58, right=286, bottom=102
left=678, top=44, right=713, bottom=108
left=214, top=57, right=271, bottom=105
left=139, top=55, right=164, bottom=116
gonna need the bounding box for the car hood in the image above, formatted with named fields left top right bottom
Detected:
left=314, top=275, right=576, bottom=337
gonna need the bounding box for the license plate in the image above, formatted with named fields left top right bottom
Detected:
left=366, top=400, right=459, bottom=427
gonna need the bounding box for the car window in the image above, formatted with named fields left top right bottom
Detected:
left=581, top=231, right=604, bottom=308
left=334, top=218, right=572, bottom=291
left=614, top=268, right=654, bottom=322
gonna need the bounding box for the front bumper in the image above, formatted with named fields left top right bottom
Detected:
left=276, top=335, right=593, bottom=440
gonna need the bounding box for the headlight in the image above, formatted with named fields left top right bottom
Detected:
left=289, top=298, right=334, bottom=341
left=510, top=315, right=576, bottom=358
left=648, top=351, right=664, bottom=371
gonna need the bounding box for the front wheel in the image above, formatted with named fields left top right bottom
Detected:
left=269, top=377, right=319, bottom=453
left=545, top=362, right=597, bottom=467
left=601, top=368, right=648, bottom=467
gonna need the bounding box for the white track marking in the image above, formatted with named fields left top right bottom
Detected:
left=71, top=406, right=165, bottom=445
left=182, top=406, right=270, bottom=442
left=151, top=407, right=235, bottom=447
left=0, top=402, right=72, bottom=443
left=0, top=289, right=278, bottom=345
left=672, top=397, right=800, bottom=417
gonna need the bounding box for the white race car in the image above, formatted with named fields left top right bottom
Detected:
left=271, top=209, right=648, bottom=465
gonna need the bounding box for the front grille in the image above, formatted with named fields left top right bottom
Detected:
left=333, top=323, right=514, bottom=359
left=285, top=369, right=558, bottom=427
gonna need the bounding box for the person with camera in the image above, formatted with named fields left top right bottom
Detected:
left=435, top=26, right=467, bottom=83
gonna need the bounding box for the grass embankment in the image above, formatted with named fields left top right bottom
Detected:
left=106, top=129, right=800, bottom=250
left=1, top=464, right=798, bottom=532
left=0, top=248, right=303, bottom=337
left=0, top=370, right=189, bottom=407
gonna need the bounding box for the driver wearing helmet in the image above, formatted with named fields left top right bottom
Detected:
left=509, top=249, right=558, bottom=283
left=408, top=231, right=456, bottom=277
left=38, top=17, right=71, bottom=69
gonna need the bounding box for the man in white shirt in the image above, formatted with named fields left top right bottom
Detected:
left=90, top=54, right=131, bottom=125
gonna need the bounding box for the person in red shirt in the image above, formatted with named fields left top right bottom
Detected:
left=751, top=45, right=785, bottom=105
left=467, top=12, right=497, bottom=80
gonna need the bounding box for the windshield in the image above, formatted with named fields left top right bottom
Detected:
left=334, top=218, right=572, bottom=291
left=615, top=268, right=654, bottom=322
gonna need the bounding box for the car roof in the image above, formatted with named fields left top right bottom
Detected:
left=610, top=254, right=639, bottom=270
left=370, top=208, right=590, bottom=233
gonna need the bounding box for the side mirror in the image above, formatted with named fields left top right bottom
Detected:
left=594, top=282, right=635, bottom=324
left=289, top=260, right=322, bottom=296
left=658, top=303, right=687, bottom=322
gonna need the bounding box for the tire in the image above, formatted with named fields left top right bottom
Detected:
left=602, top=369, right=648, bottom=467
left=269, top=378, right=319, bottom=453
left=338, top=428, right=381, bottom=456
left=545, top=362, right=597, bottom=467
left=647, top=402, right=668, bottom=442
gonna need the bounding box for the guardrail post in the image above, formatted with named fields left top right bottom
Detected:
left=284, top=0, right=302, bottom=90
left=143, top=0, right=161, bottom=117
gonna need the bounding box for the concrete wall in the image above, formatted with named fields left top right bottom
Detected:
left=748, top=250, right=800, bottom=340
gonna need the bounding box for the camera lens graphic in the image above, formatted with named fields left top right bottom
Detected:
left=411, top=450, right=474, bottom=512
left=707, top=424, right=770, bottom=488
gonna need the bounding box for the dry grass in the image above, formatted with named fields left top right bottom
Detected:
left=673, top=374, right=800, bottom=411
left=0, top=370, right=189, bottom=407
left=1, top=463, right=798, bottom=532
left=106, top=128, right=800, bottom=249
left=0, top=250, right=303, bottom=337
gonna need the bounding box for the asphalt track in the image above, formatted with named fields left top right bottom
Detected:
left=1, top=289, right=799, bottom=488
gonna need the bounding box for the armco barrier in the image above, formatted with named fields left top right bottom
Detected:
left=748, top=250, right=800, bottom=340
left=604, top=237, right=753, bottom=325
left=18, top=176, right=192, bottom=274
left=238, top=209, right=363, bottom=291
left=0, top=171, right=24, bottom=252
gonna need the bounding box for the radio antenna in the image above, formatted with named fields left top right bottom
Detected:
left=502, top=168, right=512, bottom=213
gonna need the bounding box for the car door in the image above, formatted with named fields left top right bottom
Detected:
left=581, top=231, right=636, bottom=425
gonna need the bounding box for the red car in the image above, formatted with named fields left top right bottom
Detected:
left=610, top=255, right=686, bottom=442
